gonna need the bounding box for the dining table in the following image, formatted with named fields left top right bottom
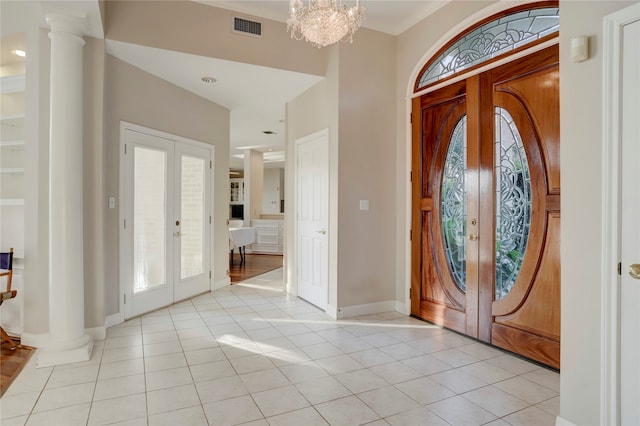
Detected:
left=229, top=226, right=256, bottom=266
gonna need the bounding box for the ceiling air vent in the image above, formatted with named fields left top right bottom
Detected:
left=233, top=16, right=263, bottom=37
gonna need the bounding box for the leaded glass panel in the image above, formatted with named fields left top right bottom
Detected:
left=495, top=107, right=531, bottom=300
left=416, top=7, right=559, bottom=90
left=441, top=116, right=467, bottom=292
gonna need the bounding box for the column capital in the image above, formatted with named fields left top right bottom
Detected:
left=45, top=11, right=87, bottom=38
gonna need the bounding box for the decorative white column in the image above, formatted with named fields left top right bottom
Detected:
left=37, top=12, right=93, bottom=367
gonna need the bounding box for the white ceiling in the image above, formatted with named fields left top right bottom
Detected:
left=106, top=39, right=323, bottom=169
left=4, top=0, right=448, bottom=169
left=200, top=1, right=449, bottom=36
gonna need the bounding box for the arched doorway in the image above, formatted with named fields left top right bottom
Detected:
left=410, top=3, right=561, bottom=369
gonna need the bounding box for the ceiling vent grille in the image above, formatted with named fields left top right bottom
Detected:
left=233, top=17, right=262, bottom=37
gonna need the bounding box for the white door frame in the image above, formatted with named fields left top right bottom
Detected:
left=118, top=121, right=214, bottom=321
left=601, top=3, right=640, bottom=425
left=294, top=128, right=330, bottom=311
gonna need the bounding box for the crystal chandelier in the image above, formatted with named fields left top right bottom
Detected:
left=287, top=0, right=365, bottom=48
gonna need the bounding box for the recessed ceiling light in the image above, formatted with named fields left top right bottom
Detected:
left=263, top=130, right=276, bottom=135
left=11, top=49, right=26, bottom=57
left=201, top=76, right=217, bottom=83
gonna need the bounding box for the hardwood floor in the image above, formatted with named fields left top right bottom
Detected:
left=230, top=253, right=283, bottom=283
left=0, top=339, right=35, bottom=396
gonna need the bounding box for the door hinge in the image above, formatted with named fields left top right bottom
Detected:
left=209, top=271, right=212, bottom=280
left=618, top=262, right=622, bottom=276
left=124, top=144, right=127, bottom=155
left=410, top=113, right=412, bottom=124
left=124, top=219, right=126, bottom=229
left=209, top=216, right=212, bottom=225
left=409, top=288, right=412, bottom=300
left=124, top=294, right=126, bottom=304
left=410, top=229, right=412, bottom=241
left=410, top=171, right=412, bottom=182
left=210, top=160, right=212, bottom=169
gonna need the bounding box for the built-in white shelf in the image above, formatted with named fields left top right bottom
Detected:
left=0, top=112, right=25, bottom=121
left=0, top=199, right=24, bottom=206
left=0, top=167, right=24, bottom=174
left=0, top=140, right=24, bottom=149
left=0, top=74, right=25, bottom=94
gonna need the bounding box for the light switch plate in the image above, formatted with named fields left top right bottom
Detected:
left=359, top=200, right=369, bottom=211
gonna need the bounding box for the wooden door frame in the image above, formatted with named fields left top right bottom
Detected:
left=404, top=2, right=560, bottom=316
left=601, top=4, right=640, bottom=424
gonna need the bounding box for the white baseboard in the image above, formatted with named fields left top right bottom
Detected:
left=337, top=300, right=400, bottom=319
left=105, top=312, right=124, bottom=329
left=86, top=325, right=106, bottom=341
left=326, top=304, right=338, bottom=320
left=21, top=324, right=107, bottom=348
left=213, top=277, right=231, bottom=291
left=21, top=332, right=49, bottom=348
left=395, top=300, right=407, bottom=315
left=555, top=416, right=577, bottom=426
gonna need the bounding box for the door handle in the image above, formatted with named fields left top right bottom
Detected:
left=630, top=264, right=640, bottom=280
left=467, top=234, right=478, bottom=241
left=317, top=229, right=327, bottom=235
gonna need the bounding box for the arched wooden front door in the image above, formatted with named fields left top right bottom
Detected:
left=411, top=45, right=560, bottom=369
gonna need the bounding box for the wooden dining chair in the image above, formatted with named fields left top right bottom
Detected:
left=0, top=248, right=17, bottom=350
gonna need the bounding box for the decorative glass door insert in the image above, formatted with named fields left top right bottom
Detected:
left=412, top=44, right=561, bottom=368
left=441, top=116, right=468, bottom=292
left=494, top=107, right=531, bottom=300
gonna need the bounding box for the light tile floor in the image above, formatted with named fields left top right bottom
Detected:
left=0, top=269, right=559, bottom=425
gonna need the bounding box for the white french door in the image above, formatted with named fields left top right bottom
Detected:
left=296, top=129, right=329, bottom=310
left=121, top=125, right=211, bottom=319
left=620, top=14, right=640, bottom=425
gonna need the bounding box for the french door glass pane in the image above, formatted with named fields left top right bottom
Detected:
left=441, top=115, right=468, bottom=292
left=134, top=147, right=167, bottom=293
left=495, top=107, right=531, bottom=300
left=181, top=155, right=205, bottom=279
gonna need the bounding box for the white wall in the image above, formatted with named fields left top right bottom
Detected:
left=262, top=168, right=282, bottom=214
left=559, top=1, right=636, bottom=424
left=244, top=149, right=264, bottom=221
left=336, top=29, right=397, bottom=309
left=103, top=55, right=230, bottom=316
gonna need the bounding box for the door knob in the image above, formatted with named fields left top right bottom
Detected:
left=467, top=234, right=478, bottom=241
left=317, top=229, right=327, bottom=235
left=630, top=264, right=640, bottom=280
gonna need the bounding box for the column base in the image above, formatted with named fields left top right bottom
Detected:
left=36, top=334, right=94, bottom=368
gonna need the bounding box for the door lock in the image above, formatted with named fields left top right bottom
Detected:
left=467, top=234, right=478, bottom=241
left=630, top=264, right=640, bottom=280
left=317, top=229, right=327, bottom=235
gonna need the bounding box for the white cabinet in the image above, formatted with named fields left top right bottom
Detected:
left=251, top=220, right=284, bottom=254
left=230, top=178, right=244, bottom=204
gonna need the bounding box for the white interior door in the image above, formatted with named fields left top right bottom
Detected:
left=296, top=130, right=329, bottom=310
left=122, top=126, right=211, bottom=319
left=620, top=15, right=640, bottom=425
left=174, top=142, right=211, bottom=302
